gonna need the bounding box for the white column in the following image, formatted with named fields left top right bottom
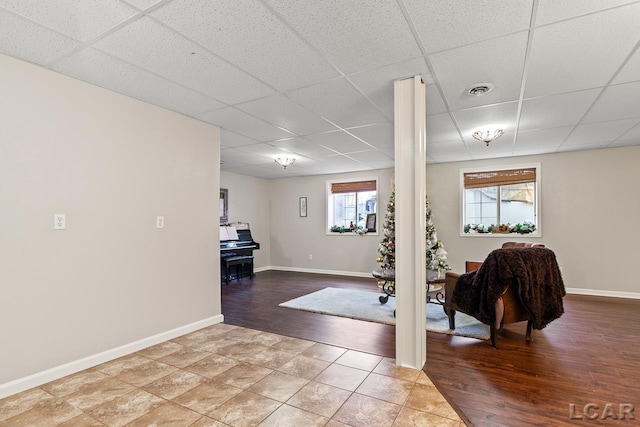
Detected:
left=394, top=76, right=427, bottom=369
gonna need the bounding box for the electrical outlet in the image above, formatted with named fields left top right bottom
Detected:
left=156, top=216, right=164, bottom=229
left=54, top=214, right=66, bottom=230
left=308, top=254, right=313, bottom=260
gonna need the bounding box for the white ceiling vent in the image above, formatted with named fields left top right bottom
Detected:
left=467, top=83, right=495, bottom=96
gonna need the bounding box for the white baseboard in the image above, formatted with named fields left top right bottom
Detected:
left=262, top=267, right=640, bottom=299
left=565, top=288, right=640, bottom=299
left=0, top=315, right=224, bottom=400
left=267, top=265, right=372, bottom=278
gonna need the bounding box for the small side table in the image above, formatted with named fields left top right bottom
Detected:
left=372, top=268, right=396, bottom=304
left=426, top=278, right=445, bottom=305
left=372, top=269, right=446, bottom=306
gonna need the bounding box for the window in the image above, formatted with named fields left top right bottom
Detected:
left=461, top=164, right=540, bottom=235
left=327, top=178, right=378, bottom=234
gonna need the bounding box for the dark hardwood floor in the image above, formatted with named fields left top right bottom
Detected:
left=221, top=270, right=640, bottom=427
left=221, top=270, right=396, bottom=357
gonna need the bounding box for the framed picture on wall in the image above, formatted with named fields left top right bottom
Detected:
left=299, top=197, right=307, bottom=217
left=220, top=188, right=228, bottom=223
left=366, top=213, right=376, bottom=231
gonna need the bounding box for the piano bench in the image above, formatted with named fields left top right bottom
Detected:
left=223, top=255, right=254, bottom=285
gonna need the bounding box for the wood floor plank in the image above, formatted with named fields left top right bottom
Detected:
left=221, top=270, right=640, bottom=427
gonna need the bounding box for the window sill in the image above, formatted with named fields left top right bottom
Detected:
left=327, top=231, right=379, bottom=236
left=460, top=231, right=541, bottom=238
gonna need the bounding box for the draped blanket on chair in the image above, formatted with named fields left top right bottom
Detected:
left=451, top=247, right=566, bottom=329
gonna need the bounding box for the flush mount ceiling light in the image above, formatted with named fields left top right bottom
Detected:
left=467, top=83, right=495, bottom=96
left=275, top=157, right=296, bottom=169
left=473, top=129, right=504, bottom=146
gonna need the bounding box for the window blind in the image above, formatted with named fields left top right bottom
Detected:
left=464, top=168, right=536, bottom=189
left=331, top=180, right=377, bottom=194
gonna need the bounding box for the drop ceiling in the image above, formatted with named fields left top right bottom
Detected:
left=2, top=0, right=640, bottom=179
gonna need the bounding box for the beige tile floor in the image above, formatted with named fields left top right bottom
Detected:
left=0, top=324, right=465, bottom=426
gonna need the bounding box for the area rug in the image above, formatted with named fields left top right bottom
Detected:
left=279, top=287, right=490, bottom=340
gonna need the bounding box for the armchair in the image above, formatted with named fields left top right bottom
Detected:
left=444, top=242, right=565, bottom=348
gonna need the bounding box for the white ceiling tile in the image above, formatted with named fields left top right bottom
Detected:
left=582, top=81, right=640, bottom=123
left=429, top=32, right=528, bottom=110
left=426, top=85, right=448, bottom=116
left=453, top=102, right=520, bottom=142
left=380, top=148, right=395, bottom=158
left=519, top=89, right=601, bottom=131
left=227, top=164, right=288, bottom=179
left=123, top=0, right=162, bottom=10
left=0, top=10, right=81, bottom=65
left=267, top=137, right=337, bottom=157
left=404, top=0, right=533, bottom=53
left=219, top=158, right=250, bottom=170
left=512, top=147, right=558, bottom=156
left=347, top=57, right=430, bottom=118
left=514, top=126, right=574, bottom=150
left=294, top=158, right=344, bottom=174
left=236, top=95, right=336, bottom=136
left=53, top=48, right=224, bottom=116
left=265, top=0, right=422, bottom=75
left=345, top=149, right=393, bottom=163
left=315, top=155, right=370, bottom=172
left=618, top=122, right=640, bottom=140
left=347, top=123, right=394, bottom=150
left=613, top=46, right=640, bottom=85
left=5, top=0, right=640, bottom=179
left=426, top=113, right=461, bottom=143
left=220, top=129, right=260, bottom=149
left=427, top=139, right=468, bottom=159
left=610, top=137, right=640, bottom=147
left=525, top=4, right=640, bottom=97
left=557, top=142, right=609, bottom=152
left=536, top=0, right=638, bottom=26
left=306, top=130, right=373, bottom=153
left=233, top=142, right=294, bottom=160
left=220, top=147, right=273, bottom=166
left=563, top=119, right=639, bottom=145
left=468, top=152, right=515, bottom=161
left=151, top=0, right=339, bottom=91
left=0, top=0, right=137, bottom=42
left=287, top=78, right=388, bottom=128
left=197, top=107, right=295, bottom=142
left=94, top=17, right=274, bottom=105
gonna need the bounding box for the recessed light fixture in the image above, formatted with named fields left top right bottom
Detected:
left=467, top=83, right=495, bottom=96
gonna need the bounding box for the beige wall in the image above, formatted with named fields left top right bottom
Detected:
left=220, top=171, right=271, bottom=269
left=426, top=146, right=640, bottom=295
left=222, top=146, right=640, bottom=295
left=0, top=54, right=221, bottom=389
left=268, top=169, right=394, bottom=275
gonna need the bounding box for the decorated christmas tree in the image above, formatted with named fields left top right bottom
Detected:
left=376, top=189, right=395, bottom=271
left=425, top=198, right=451, bottom=279
left=377, top=188, right=450, bottom=279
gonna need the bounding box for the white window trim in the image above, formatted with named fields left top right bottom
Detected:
left=326, top=176, right=379, bottom=236
left=459, top=162, right=541, bottom=238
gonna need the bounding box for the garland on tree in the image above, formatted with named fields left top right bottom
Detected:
left=377, top=188, right=450, bottom=279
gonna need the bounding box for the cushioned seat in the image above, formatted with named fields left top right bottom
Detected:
left=444, top=242, right=565, bottom=348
